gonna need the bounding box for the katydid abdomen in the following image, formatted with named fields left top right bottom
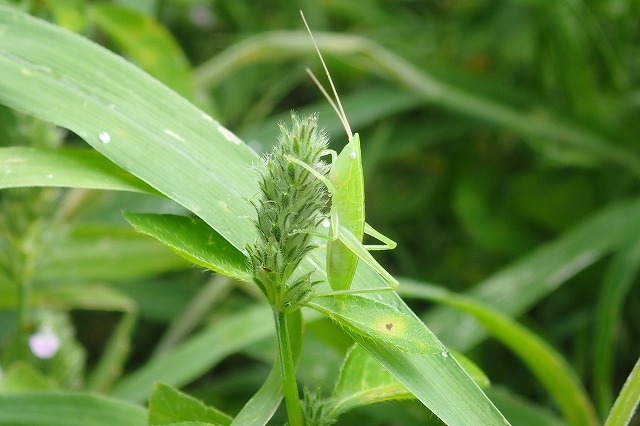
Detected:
left=326, top=135, right=365, bottom=291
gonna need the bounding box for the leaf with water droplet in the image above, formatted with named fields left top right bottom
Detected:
left=124, top=213, right=251, bottom=282
left=308, top=295, right=444, bottom=354
left=98, top=130, right=111, bottom=143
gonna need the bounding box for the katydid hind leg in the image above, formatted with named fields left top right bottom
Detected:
left=337, top=225, right=398, bottom=289
left=363, top=222, right=397, bottom=251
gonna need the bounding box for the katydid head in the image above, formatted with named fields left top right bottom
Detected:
left=300, top=11, right=354, bottom=142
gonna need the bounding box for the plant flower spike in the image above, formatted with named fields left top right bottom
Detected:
left=246, top=113, right=330, bottom=312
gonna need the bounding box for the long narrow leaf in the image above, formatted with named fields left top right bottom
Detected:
left=604, top=355, right=640, bottom=426
left=593, top=236, right=640, bottom=413
left=194, top=31, right=640, bottom=176
left=123, top=213, right=252, bottom=282
left=0, top=392, right=146, bottom=426
left=0, top=147, right=157, bottom=193
left=148, top=382, right=232, bottom=426
left=329, top=345, right=413, bottom=417
left=426, top=198, right=640, bottom=351
left=400, top=281, right=599, bottom=426
left=110, top=305, right=273, bottom=402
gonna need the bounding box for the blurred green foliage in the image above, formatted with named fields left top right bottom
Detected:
left=1, top=0, right=639, bottom=424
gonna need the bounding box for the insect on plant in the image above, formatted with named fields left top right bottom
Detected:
left=288, top=12, right=399, bottom=296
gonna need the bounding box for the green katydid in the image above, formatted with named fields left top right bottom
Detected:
left=288, top=12, right=399, bottom=296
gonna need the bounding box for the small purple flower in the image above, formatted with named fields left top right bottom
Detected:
left=29, top=329, right=60, bottom=359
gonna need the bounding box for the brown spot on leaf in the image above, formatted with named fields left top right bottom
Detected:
left=386, top=323, right=393, bottom=330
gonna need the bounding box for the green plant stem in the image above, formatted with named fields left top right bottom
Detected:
left=16, top=238, right=37, bottom=356
left=274, top=309, right=303, bottom=426
left=17, top=275, right=30, bottom=347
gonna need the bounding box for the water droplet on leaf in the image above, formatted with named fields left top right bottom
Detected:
left=98, top=131, right=111, bottom=144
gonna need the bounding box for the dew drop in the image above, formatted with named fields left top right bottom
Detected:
left=349, top=152, right=357, bottom=160
left=98, top=131, right=111, bottom=144
left=441, top=351, right=449, bottom=358
left=322, top=219, right=330, bottom=228
left=46, top=173, right=54, bottom=179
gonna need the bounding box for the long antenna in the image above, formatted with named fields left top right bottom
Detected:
left=300, top=11, right=353, bottom=139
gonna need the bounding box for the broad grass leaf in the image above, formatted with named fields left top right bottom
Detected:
left=401, top=281, right=598, bottom=426
left=308, top=295, right=444, bottom=355
left=0, top=391, right=146, bottom=425
left=427, top=198, right=640, bottom=351
left=124, top=213, right=252, bottom=282
left=148, top=382, right=232, bottom=426
left=0, top=362, right=58, bottom=393
left=37, top=224, right=188, bottom=282
left=88, top=4, right=194, bottom=99
left=0, top=147, right=157, bottom=193
left=110, top=305, right=273, bottom=402
left=328, top=344, right=412, bottom=417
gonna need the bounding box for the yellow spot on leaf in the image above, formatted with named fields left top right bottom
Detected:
left=373, top=315, right=406, bottom=337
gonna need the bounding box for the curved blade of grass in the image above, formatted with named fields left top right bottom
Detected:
left=0, top=391, right=146, bottom=426
left=0, top=6, right=259, bottom=251
left=109, top=305, right=273, bottom=402
left=486, top=387, right=564, bottom=426
left=241, top=86, right=422, bottom=151
left=87, top=4, right=194, bottom=99
left=123, top=213, right=252, bottom=282
left=0, top=9, right=508, bottom=424
left=36, top=224, right=188, bottom=282
left=86, top=311, right=137, bottom=393
left=399, top=280, right=599, bottom=426
left=604, top=355, right=640, bottom=426
left=426, top=198, right=640, bottom=351
left=153, top=275, right=233, bottom=358
left=593, top=236, right=640, bottom=414
left=45, top=284, right=134, bottom=311
left=230, top=363, right=282, bottom=426
left=194, top=31, right=640, bottom=177
left=0, top=147, right=158, bottom=193
left=231, top=310, right=302, bottom=426
left=0, top=362, right=58, bottom=392
left=0, top=282, right=135, bottom=311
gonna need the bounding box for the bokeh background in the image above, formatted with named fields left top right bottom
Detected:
left=2, top=1, right=640, bottom=424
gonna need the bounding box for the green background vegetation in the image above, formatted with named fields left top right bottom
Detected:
left=0, top=0, right=639, bottom=424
